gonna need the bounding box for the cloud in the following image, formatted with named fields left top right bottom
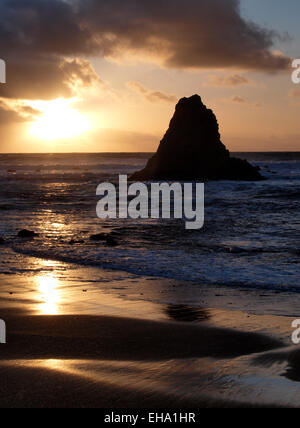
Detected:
left=0, top=104, right=24, bottom=124
left=0, top=0, right=291, bottom=102
left=127, top=81, right=178, bottom=103
left=0, top=56, right=101, bottom=100
left=0, top=100, right=39, bottom=124
left=225, top=96, right=261, bottom=107
left=0, top=0, right=99, bottom=99
left=205, top=74, right=252, bottom=87
left=231, top=96, right=246, bottom=104
left=60, top=59, right=102, bottom=89
left=77, top=0, right=290, bottom=72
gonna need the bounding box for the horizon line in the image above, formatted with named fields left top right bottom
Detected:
left=1, top=151, right=300, bottom=155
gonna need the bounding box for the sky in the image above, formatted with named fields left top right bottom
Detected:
left=0, top=0, right=299, bottom=153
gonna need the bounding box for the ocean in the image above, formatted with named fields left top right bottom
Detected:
left=0, top=152, right=300, bottom=301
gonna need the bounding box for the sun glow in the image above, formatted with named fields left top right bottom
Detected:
left=30, top=99, right=90, bottom=140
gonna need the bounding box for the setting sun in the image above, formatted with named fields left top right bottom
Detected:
left=30, top=99, right=90, bottom=140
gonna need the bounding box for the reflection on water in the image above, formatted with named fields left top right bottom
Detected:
left=38, top=259, right=63, bottom=269
left=165, top=304, right=211, bottom=323
left=36, top=275, right=60, bottom=315
left=253, top=347, right=300, bottom=384
left=39, top=355, right=300, bottom=408
left=50, top=222, right=65, bottom=230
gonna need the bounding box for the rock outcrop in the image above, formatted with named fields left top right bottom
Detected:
left=130, top=95, right=263, bottom=181
left=17, top=229, right=38, bottom=238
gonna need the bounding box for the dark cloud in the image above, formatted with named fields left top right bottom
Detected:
left=127, top=81, right=178, bottom=103
left=0, top=56, right=100, bottom=100
left=0, top=0, right=291, bottom=101
left=0, top=0, right=100, bottom=99
left=77, top=0, right=290, bottom=71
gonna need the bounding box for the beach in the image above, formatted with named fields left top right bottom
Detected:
left=0, top=252, right=299, bottom=408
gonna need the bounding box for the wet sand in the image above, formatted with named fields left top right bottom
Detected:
left=0, top=261, right=300, bottom=408
left=0, top=311, right=288, bottom=408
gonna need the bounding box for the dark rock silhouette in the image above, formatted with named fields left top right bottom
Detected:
left=90, top=233, right=108, bottom=241
left=106, top=236, right=119, bottom=247
left=17, top=229, right=38, bottom=238
left=130, top=95, right=263, bottom=181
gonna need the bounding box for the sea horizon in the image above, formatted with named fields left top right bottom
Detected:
left=1, top=150, right=300, bottom=154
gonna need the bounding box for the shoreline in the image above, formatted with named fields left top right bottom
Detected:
left=0, top=254, right=300, bottom=407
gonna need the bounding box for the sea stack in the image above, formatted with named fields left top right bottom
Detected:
left=130, top=95, right=263, bottom=181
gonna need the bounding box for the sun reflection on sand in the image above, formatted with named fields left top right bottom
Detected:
left=37, top=275, right=60, bottom=315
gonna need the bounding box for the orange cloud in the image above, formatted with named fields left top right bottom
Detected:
left=223, top=96, right=261, bottom=107
left=205, top=74, right=253, bottom=87
left=127, top=81, right=178, bottom=103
